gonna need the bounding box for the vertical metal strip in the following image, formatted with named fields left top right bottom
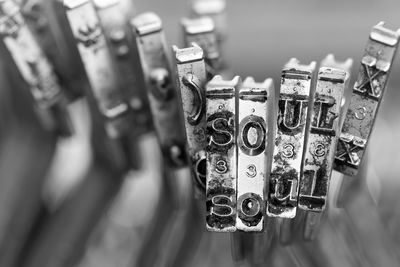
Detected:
left=181, top=17, right=221, bottom=77
left=0, top=0, right=72, bottom=136
left=206, top=75, right=240, bottom=232
left=334, top=22, right=400, bottom=176
left=299, top=67, right=346, bottom=212
left=94, top=0, right=152, bottom=137
left=236, top=77, right=273, bottom=232
left=131, top=12, right=187, bottom=168
left=173, top=43, right=208, bottom=187
left=267, top=58, right=316, bottom=218
left=63, top=0, right=128, bottom=138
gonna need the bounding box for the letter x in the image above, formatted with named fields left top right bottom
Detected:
left=335, top=139, right=361, bottom=167
left=355, top=64, right=384, bottom=99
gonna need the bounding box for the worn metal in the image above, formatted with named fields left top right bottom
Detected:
left=131, top=12, right=187, bottom=168
left=173, top=43, right=207, bottom=188
left=320, top=54, right=353, bottom=127
left=94, top=0, right=152, bottom=137
left=64, top=0, right=129, bottom=138
left=0, top=0, right=72, bottom=136
left=319, top=55, right=353, bottom=212
left=299, top=67, right=346, bottom=212
left=236, top=77, right=274, bottom=232
left=205, top=75, right=240, bottom=232
left=190, top=0, right=227, bottom=45
left=181, top=16, right=221, bottom=77
left=334, top=22, right=400, bottom=176
left=267, top=58, right=316, bottom=218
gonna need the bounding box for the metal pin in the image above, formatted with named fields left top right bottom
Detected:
left=190, top=0, right=227, bottom=45
left=63, top=0, right=129, bottom=139
left=0, top=0, right=72, bottom=136
left=334, top=22, right=400, bottom=176
left=131, top=12, right=187, bottom=168
left=181, top=16, right=221, bottom=77
left=173, top=43, right=208, bottom=188
left=299, top=67, right=346, bottom=212
left=205, top=75, right=240, bottom=232
left=93, top=0, right=152, bottom=137
left=267, top=58, right=316, bottom=218
left=236, top=77, right=274, bottom=232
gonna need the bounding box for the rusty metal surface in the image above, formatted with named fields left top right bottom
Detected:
left=205, top=75, right=240, bottom=232
left=236, top=77, right=274, bottom=232
left=267, top=58, right=316, bottom=219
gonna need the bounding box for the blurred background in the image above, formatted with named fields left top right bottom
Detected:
left=1, top=0, right=400, bottom=267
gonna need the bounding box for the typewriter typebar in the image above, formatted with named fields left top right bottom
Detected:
left=267, top=58, right=316, bottom=218
left=300, top=55, right=353, bottom=241
left=173, top=43, right=208, bottom=188
left=0, top=0, right=72, bottom=136
left=299, top=67, right=346, bottom=212
left=320, top=54, right=353, bottom=128
left=63, top=0, right=130, bottom=138
left=190, top=0, right=227, bottom=44
left=236, top=77, right=275, bottom=232
left=22, top=0, right=88, bottom=100
left=131, top=12, right=187, bottom=168
left=181, top=16, right=221, bottom=76
left=334, top=22, right=400, bottom=176
left=206, top=75, right=240, bottom=232
left=93, top=0, right=152, bottom=136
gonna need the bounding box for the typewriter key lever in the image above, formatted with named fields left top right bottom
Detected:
left=0, top=0, right=73, bottom=137
left=132, top=12, right=187, bottom=169
left=173, top=43, right=208, bottom=189
left=267, top=58, right=316, bottom=219
left=334, top=22, right=400, bottom=176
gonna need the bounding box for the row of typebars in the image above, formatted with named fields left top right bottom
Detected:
left=0, top=0, right=399, bottom=263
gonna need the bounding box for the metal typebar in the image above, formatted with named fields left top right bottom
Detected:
left=236, top=77, right=275, bottom=232
left=94, top=0, right=152, bottom=137
left=0, top=0, right=72, bottom=136
left=63, top=0, right=130, bottom=139
left=205, top=75, right=240, bottom=232
left=267, top=58, right=316, bottom=218
left=334, top=22, right=400, bottom=176
left=173, top=43, right=208, bottom=188
left=131, top=12, right=187, bottom=168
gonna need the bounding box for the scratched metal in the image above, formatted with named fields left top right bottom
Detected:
left=94, top=0, right=152, bottom=136
left=181, top=16, right=221, bottom=77
left=173, top=43, right=208, bottom=188
left=190, top=0, right=227, bottom=44
left=267, top=58, right=316, bottom=218
left=334, top=22, right=400, bottom=176
left=299, top=67, right=346, bottom=212
left=320, top=54, right=353, bottom=128
left=206, top=75, right=240, bottom=232
left=21, top=0, right=78, bottom=100
left=236, top=77, right=274, bottom=232
left=0, top=0, right=72, bottom=136
left=131, top=12, right=187, bottom=168
left=64, top=0, right=129, bottom=138
left=319, top=55, right=353, bottom=213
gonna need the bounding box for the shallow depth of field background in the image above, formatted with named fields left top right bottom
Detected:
left=79, top=1, right=400, bottom=266
left=2, top=1, right=400, bottom=267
